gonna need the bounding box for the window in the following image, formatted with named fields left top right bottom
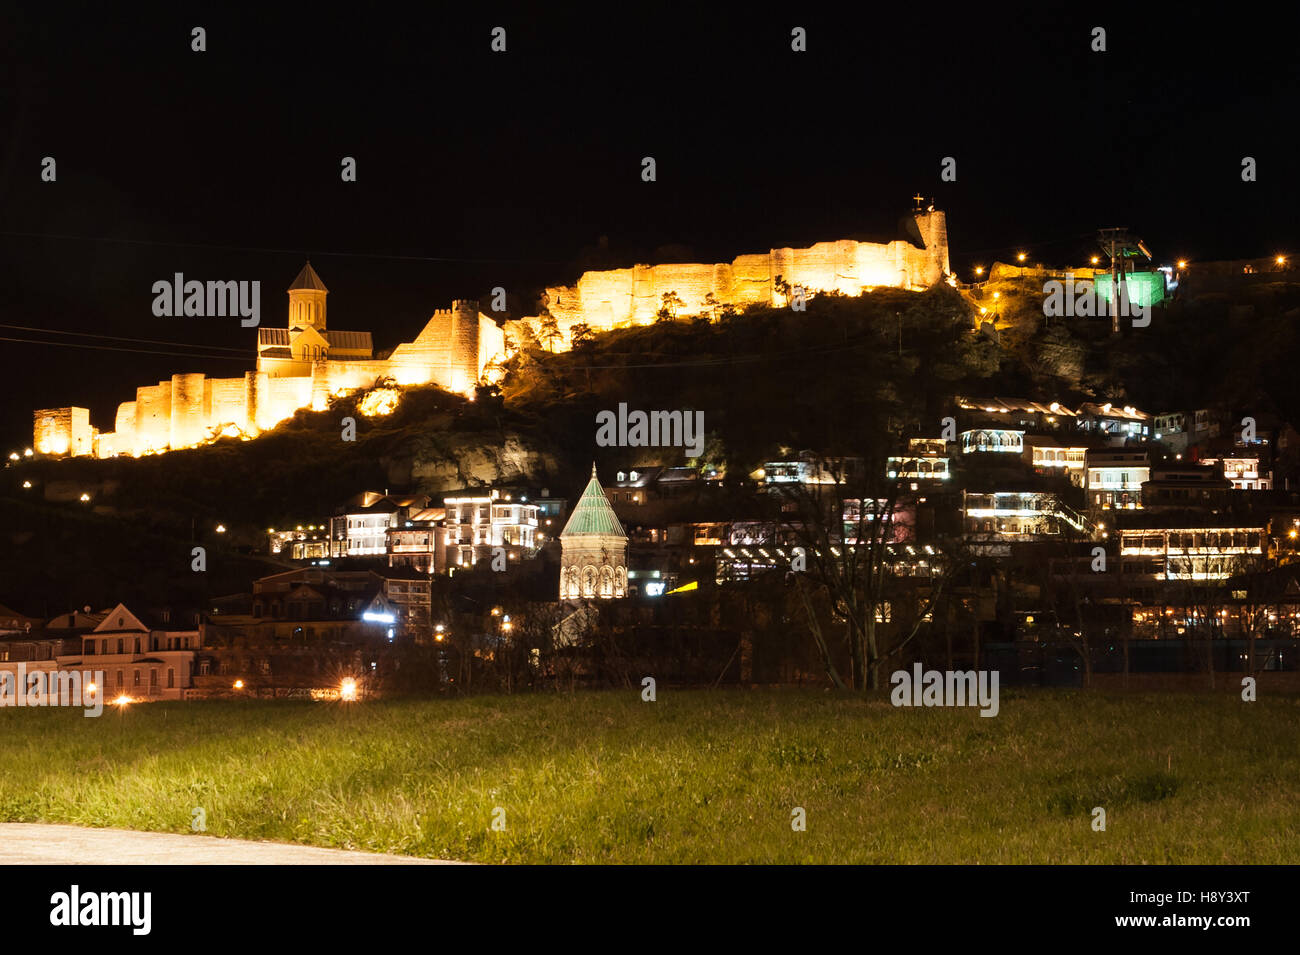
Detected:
left=117, top=638, right=124, bottom=654
left=116, top=670, right=124, bottom=689
left=133, top=669, right=141, bottom=686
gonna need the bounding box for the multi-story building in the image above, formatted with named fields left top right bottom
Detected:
left=268, top=525, right=330, bottom=560
left=442, top=491, right=540, bottom=569
left=961, top=428, right=1024, bottom=454
left=1200, top=453, right=1271, bottom=491
left=1024, top=437, right=1088, bottom=486
left=329, top=492, right=431, bottom=559
left=1118, top=522, right=1267, bottom=580
left=760, top=452, right=865, bottom=485
left=386, top=507, right=445, bottom=574
left=75, top=604, right=200, bottom=701
left=1085, top=449, right=1150, bottom=510
left=1076, top=402, right=1152, bottom=445
left=1142, top=465, right=1232, bottom=510
left=888, top=437, right=951, bottom=481
left=961, top=491, right=1066, bottom=539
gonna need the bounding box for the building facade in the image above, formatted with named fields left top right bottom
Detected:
left=559, top=466, right=629, bottom=600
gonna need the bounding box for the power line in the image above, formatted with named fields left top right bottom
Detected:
left=0, top=229, right=573, bottom=266
left=0, top=336, right=253, bottom=362
left=0, top=324, right=249, bottom=354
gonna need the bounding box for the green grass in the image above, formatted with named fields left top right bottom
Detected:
left=1, top=689, right=1297, bottom=863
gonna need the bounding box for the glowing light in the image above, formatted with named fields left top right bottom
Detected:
left=233, top=679, right=244, bottom=690
left=23, top=448, right=32, bottom=457
left=974, top=266, right=984, bottom=276
left=1090, top=256, right=1100, bottom=265
left=362, top=611, right=396, bottom=624
left=113, top=694, right=132, bottom=707
left=1277, top=255, right=1287, bottom=266
left=1177, top=260, right=1187, bottom=269
left=79, top=493, right=90, bottom=502
left=358, top=387, right=401, bottom=417
left=7, top=452, right=17, bottom=461
left=340, top=678, right=358, bottom=702
left=1017, top=252, right=1027, bottom=262
left=22, top=481, right=31, bottom=489
left=216, top=524, right=226, bottom=533
left=86, top=682, right=97, bottom=696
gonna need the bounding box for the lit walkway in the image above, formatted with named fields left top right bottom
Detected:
left=0, top=823, right=463, bottom=864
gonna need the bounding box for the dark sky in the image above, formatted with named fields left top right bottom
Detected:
left=2, top=5, right=1297, bottom=448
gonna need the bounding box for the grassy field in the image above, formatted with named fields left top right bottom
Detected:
left=1, top=689, right=1297, bottom=863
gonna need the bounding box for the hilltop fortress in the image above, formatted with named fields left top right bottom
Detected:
left=34, top=206, right=949, bottom=458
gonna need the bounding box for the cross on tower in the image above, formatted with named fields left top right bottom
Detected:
left=912, top=193, right=925, bottom=211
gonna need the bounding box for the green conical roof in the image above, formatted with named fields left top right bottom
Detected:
left=560, top=465, right=627, bottom=539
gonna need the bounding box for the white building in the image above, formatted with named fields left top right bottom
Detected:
left=1086, top=449, right=1150, bottom=509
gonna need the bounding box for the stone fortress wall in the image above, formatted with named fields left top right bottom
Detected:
left=35, top=208, right=948, bottom=458
left=510, top=209, right=950, bottom=346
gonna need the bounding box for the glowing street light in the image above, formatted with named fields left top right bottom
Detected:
left=1177, top=260, right=1188, bottom=269
left=1090, top=256, right=1100, bottom=265
left=1017, top=252, right=1027, bottom=262
left=340, top=678, right=358, bottom=702
left=7, top=452, right=17, bottom=461
left=216, top=524, right=227, bottom=534
left=233, top=679, right=244, bottom=690
left=22, top=481, right=31, bottom=489
left=113, top=694, right=132, bottom=707
left=1278, top=255, right=1288, bottom=266
left=86, top=682, right=97, bottom=697
left=23, top=449, right=32, bottom=457
left=79, top=493, right=90, bottom=503
left=974, top=266, right=984, bottom=276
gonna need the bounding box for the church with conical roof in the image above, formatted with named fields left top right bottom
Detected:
left=559, top=465, right=629, bottom=600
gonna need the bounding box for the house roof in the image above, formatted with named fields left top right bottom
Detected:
left=288, top=261, right=328, bottom=293
left=561, top=466, right=627, bottom=539
left=957, top=397, right=1076, bottom=416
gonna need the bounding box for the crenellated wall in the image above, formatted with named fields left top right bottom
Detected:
left=529, top=211, right=950, bottom=344
left=38, top=214, right=950, bottom=459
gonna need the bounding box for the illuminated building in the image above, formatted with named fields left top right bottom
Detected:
left=559, top=466, right=628, bottom=600
left=34, top=264, right=505, bottom=459
left=1118, top=522, right=1267, bottom=580
left=1086, top=449, right=1149, bottom=509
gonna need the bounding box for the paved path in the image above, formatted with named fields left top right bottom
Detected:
left=0, top=823, right=463, bottom=864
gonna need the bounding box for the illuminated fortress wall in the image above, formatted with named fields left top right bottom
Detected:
left=388, top=300, right=504, bottom=394
left=35, top=212, right=949, bottom=459
left=522, top=210, right=950, bottom=345
left=33, top=407, right=94, bottom=456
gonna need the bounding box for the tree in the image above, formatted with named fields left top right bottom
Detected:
left=538, top=315, right=563, bottom=353
left=657, top=291, right=684, bottom=322
left=570, top=322, right=594, bottom=349
left=780, top=454, right=955, bottom=691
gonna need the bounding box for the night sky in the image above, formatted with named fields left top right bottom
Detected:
left=2, top=5, right=1297, bottom=448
